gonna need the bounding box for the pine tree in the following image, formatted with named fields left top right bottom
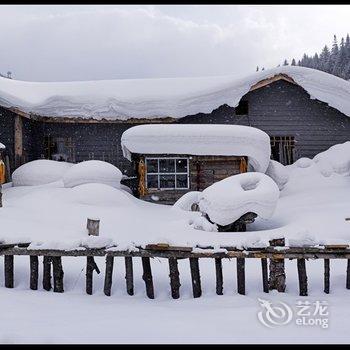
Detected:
left=291, top=58, right=296, bottom=66
left=256, top=66, right=259, bottom=72
left=283, top=59, right=289, bottom=66
left=329, top=34, right=339, bottom=73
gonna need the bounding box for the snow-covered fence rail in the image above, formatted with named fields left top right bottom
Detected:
left=1, top=239, right=350, bottom=299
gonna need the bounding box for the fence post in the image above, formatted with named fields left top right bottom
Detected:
left=268, top=238, right=286, bottom=292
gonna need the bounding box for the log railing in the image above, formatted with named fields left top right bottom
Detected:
left=1, top=239, right=350, bottom=299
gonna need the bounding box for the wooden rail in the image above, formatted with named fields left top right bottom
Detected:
left=1, top=239, right=350, bottom=299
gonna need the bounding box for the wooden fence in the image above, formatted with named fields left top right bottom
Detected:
left=1, top=239, right=350, bottom=299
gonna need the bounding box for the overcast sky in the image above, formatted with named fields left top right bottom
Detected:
left=1, top=4, right=350, bottom=82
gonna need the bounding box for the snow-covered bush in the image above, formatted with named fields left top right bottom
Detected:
left=265, top=160, right=289, bottom=190
left=63, top=160, right=122, bottom=189
left=70, top=183, right=133, bottom=207
left=173, top=191, right=201, bottom=211
left=12, top=159, right=73, bottom=186
left=198, top=172, right=279, bottom=226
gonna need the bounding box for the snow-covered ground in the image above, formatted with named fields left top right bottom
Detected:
left=1, top=144, right=350, bottom=343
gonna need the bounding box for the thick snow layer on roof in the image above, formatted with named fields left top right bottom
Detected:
left=1, top=66, right=350, bottom=120
left=121, top=124, right=271, bottom=172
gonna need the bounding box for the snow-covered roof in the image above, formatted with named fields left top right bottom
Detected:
left=121, top=124, right=271, bottom=173
left=1, top=66, right=350, bottom=120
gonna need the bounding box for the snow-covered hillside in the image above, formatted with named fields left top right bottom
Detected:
left=1, top=66, right=350, bottom=120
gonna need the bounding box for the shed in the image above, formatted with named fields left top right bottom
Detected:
left=121, top=124, right=271, bottom=204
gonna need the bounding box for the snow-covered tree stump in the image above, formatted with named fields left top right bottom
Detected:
left=87, top=218, right=100, bottom=236
left=268, top=238, right=286, bottom=292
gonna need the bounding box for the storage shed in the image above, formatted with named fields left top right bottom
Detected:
left=121, top=124, right=271, bottom=204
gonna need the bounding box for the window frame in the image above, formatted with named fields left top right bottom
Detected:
left=145, top=157, right=190, bottom=190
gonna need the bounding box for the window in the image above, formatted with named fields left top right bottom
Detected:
left=270, top=136, right=295, bottom=165
left=44, top=136, right=76, bottom=163
left=235, top=100, right=249, bottom=115
left=145, top=157, right=189, bottom=190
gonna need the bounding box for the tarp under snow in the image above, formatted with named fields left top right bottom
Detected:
left=121, top=124, right=271, bottom=173
left=1, top=66, right=350, bottom=120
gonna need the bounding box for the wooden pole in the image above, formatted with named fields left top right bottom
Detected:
left=324, top=259, right=330, bottom=294
left=86, top=256, right=100, bottom=295
left=297, top=258, right=308, bottom=296
left=125, top=256, right=134, bottom=296
left=236, top=258, right=245, bottom=295
left=87, top=218, right=100, bottom=236
left=4, top=255, right=14, bottom=288
left=52, top=256, right=64, bottom=293
left=215, top=258, right=223, bottom=295
left=189, top=257, right=202, bottom=298
left=261, top=258, right=269, bottom=293
left=346, top=259, right=350, bottom=289
left=168, top=257, right=181, bottom=299
left=30, top=256, right=39, bottom=290
left=268, top=238, right=286, bottom=292
left=43, top=256, right=52, bottom=291
left=142, top=257, right=154, bottom=299
left=104, top=255, right=114, bottom=296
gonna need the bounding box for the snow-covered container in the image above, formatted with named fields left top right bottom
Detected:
left=121, top=124, right=271, bottom=204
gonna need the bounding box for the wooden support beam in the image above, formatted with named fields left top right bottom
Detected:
left=189, top=257, right=202, bottom=298
left=268, top=238, right=286, bottom=292
left=86, top=256, right=100, bottom=295
left=52, top=256, right=64, bottom=293
left=346, top=259, right=350, bottom=289
left=43, top=256, right=52, bottom=291
left=168, top=257, right=181, bottom=299
left=261, top=258, right=269, bottom=293
left=141, top=257, right=154, bottom=299
left=14, top=115, right=23, bottom=168
left=4, top=255, right=14, bottom=288
left=104, top=255, right=114, bottom=296
left=30, top=256, right=39, bottom=290
left=215, top=258, right=223, bottom=295
left=297, top=258, right=308, bottom=296
left=236, top=258, right=245, bottom=295
left=124, top=257, right=134, bottom=296
left=324, top=259, right=330, bottom=294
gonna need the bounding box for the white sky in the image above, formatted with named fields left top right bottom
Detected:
left=1, top=4, right=350, bottom=82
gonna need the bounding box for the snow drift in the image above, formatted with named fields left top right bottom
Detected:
left=265, top=160, right=289, bottom=190
left=198, top=173, right=280, bottom=226
left=63, top=160, right=122, bottom=189
left=121, top=124, right=271, bottom=172
left=12, top=160, right=73, bottom=186
left=0, top=66, right=349, bottom=120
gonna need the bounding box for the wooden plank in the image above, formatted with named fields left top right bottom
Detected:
left=104, top=256, right=114, bottom=296
left=297, top=258, right=308, bottom=296
left=189, top=257, right=202, bottom=298
left=142, top=257, right=154, bottom=299
left=168, top=258, right=181, bottom=299
left=145, top=244, right=192, bottom=252
left=215, top=258, right=223, bottom=295
left=236, top=258, right=245, bottom=295
left=261, top=258, right=269, bottom=293
left=125, top=257, right=134, bottom=296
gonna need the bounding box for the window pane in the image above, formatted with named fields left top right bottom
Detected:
left=176, top=174, right=188, bottom=188
left=146, top=159, right=158, bottom=173
left=176, top=159, right=188, bottom=173
left=160, top=174, right=175, bottom=188
left=147, top=175, right=158, bottom=188
left=159, top=159, right=175, bottom=173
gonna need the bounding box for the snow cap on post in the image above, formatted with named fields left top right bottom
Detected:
left=121, top=124, right=271, bottom=173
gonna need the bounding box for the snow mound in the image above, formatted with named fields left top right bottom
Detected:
left=265, top=160, right=289, bottom=190
left=190, top=216, right=218, bottom=232
left=0, top=142, right=5, bottom=149
left=295, top=157, right=313, bottom=168
left=0, top=66, right=350, bottom=120
left=121, top=124, right=271, bottom=172
left=71, top=183, right=134, bottom=207
left=173, top=191, right=201, bottom=211
left=198, top=172, right=280, bottom=226
left=63, top=160, right=122, bottom=188
left=12, top=160, right=73, bottom=186
left=313, top=141, right=350, bottom=177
